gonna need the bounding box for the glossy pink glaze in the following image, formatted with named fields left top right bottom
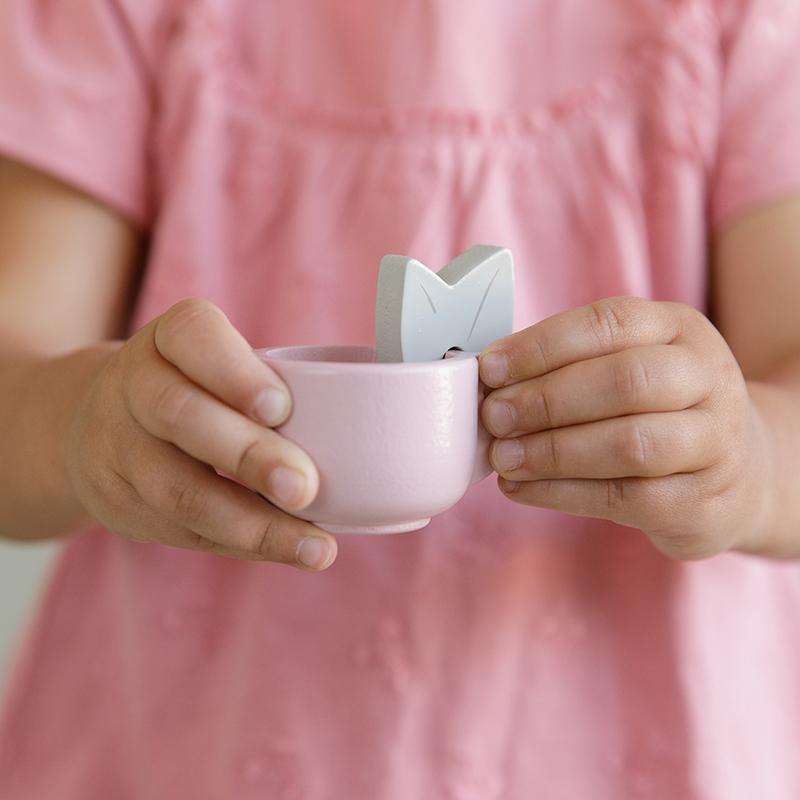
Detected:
left=257, top=345, right=491, bottom=533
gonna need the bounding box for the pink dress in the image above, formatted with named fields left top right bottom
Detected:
left=2, top=1, right=800, bottom=797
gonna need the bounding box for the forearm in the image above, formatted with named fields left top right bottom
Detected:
left=742, top=355, right=800, bottom=558
left=0, top=341, right=121, bottom=540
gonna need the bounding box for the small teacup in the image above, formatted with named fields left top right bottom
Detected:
left=255, top=345, right=492, bottom=534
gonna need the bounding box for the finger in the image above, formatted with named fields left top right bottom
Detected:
left=123, top=353, right=318, bottom=511
left=123, top=434, right=336, bottom=570
left=482, top=344, right=711, bottom=437
left=498, top=472, right=694, bottom=530
left=94, top=469, right=265, bottom=560
left=99, top=466, right=204, bottom=546
left=490, top=409, right=720, bottom=481
left=479, top=297, right=684, bottom=387
left=105, top=480, right=332, bottom=568
left=138, top=298, right=291, bottom=427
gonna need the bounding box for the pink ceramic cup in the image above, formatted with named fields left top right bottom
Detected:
left=255, top=345, right=492, bottom=534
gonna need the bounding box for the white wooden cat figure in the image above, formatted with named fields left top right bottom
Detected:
left=375, top=245, right=515, bottom=363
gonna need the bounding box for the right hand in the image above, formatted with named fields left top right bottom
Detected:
left=65, top=298, right=337, bottom=571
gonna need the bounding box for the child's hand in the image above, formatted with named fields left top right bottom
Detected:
left=479, top=297, right=768, bottom=559
left=66, top=298, right=337, bottom=570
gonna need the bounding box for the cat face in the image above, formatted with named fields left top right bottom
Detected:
left=375, top=245, right=515, bottom=363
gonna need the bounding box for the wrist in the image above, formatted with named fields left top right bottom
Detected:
left=0, top=341, right=122, bottom=540
left=58, top=342, right=124, bottom=525
left=731, top=386, right=781, bottom=557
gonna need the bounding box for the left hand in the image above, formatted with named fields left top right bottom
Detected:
left=478, top=296, right=769, bottom=559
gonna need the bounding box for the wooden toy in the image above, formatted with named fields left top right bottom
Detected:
left=375, top=245, right=515, bottom=362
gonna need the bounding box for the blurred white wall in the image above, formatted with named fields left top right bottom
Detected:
left=0, top=540, right=58, bottom=691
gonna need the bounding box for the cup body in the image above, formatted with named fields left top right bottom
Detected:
left=256, top=345, right=491, bottom=534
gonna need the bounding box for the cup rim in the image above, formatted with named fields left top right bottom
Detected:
left=255, top=344, right=478, bottom=371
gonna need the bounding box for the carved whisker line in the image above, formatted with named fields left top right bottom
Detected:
left=418, top=281, right=437, bottom=314
left=466, top=267, right=501, bottom=342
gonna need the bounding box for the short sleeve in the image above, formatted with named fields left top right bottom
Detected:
left=711, top=0, right=800, bottom=228
left=0, top=1, right=152, bottom=227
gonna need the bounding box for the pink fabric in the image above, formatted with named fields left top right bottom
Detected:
left=2, top=1, right=800, bottom=797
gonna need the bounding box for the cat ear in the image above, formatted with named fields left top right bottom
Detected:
left=375, top=246, right=515, bottom=363
left=375, top=256, right=446, bottom=363
left=438, top=245, right=514, bottom=354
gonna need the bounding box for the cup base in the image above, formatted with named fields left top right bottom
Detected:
left=316, top=519, right=431, bottom=535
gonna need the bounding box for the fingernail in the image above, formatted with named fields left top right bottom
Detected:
left=296, top=537, right=335, bottom=570
left=266, top=466, right=307, bottom=508
left=484, top=399, right=516, bottom=436
left=480, top=352, right=509, bottom=386
left=499, top=478, right=520, bottom=494
left=492, top=439, right=524, bottom=473
left=253, top=387, right=290, bottom=426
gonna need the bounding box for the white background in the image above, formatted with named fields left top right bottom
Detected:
left=0, top=540, right=58, bottom=691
